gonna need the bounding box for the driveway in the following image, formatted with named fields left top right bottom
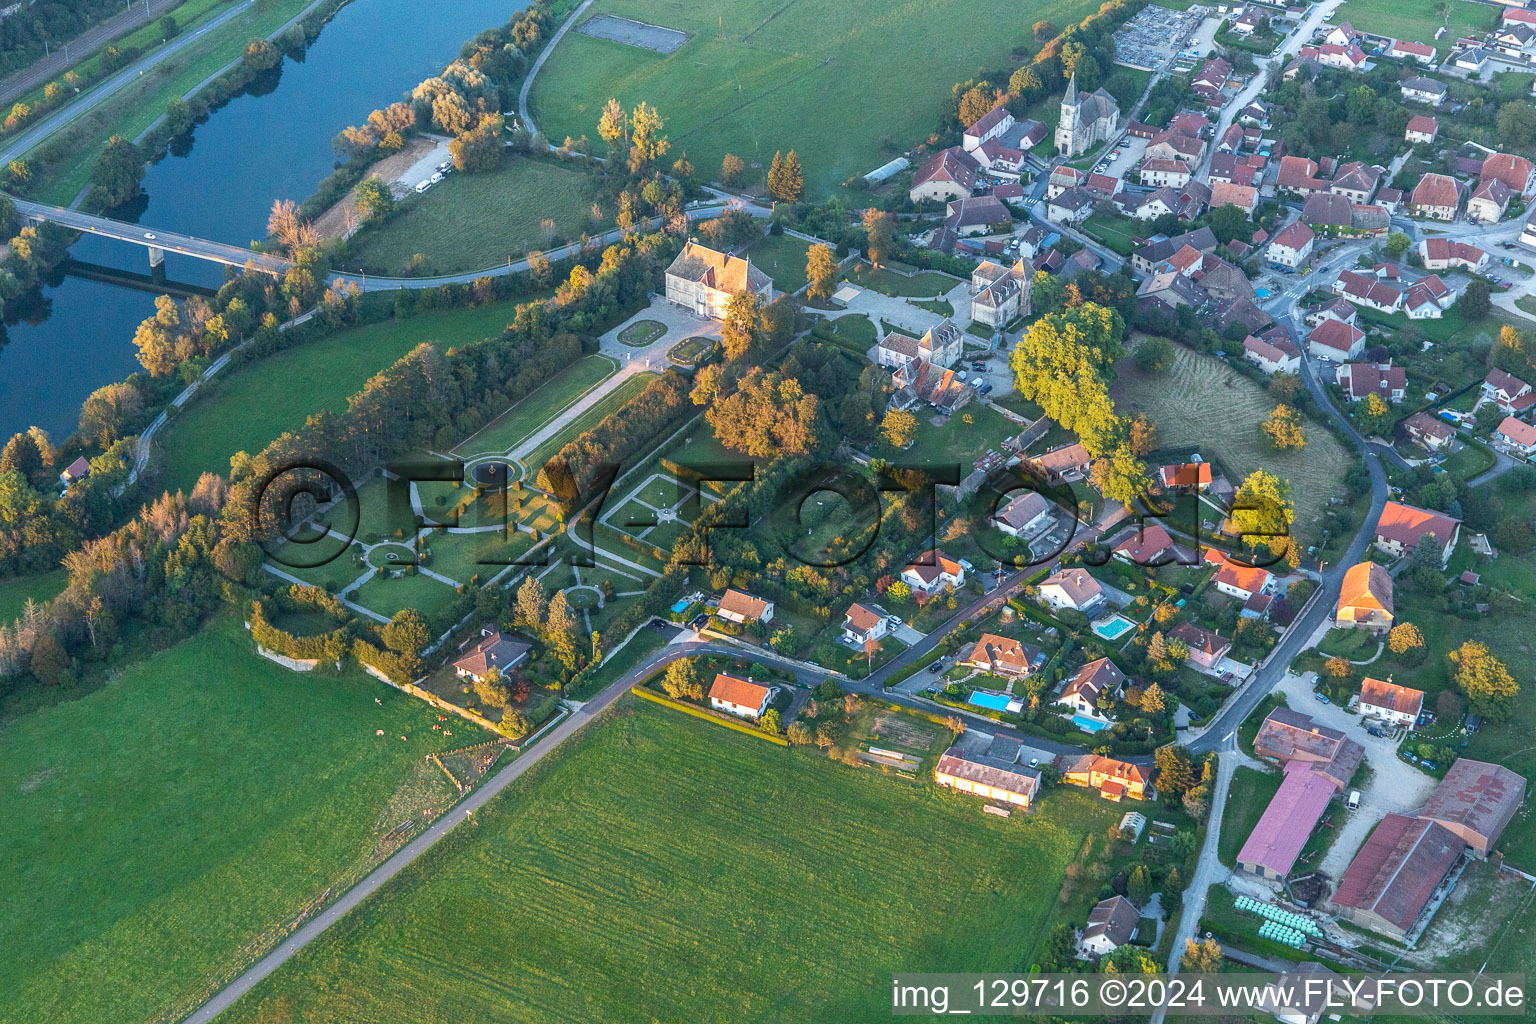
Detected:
left=1269, top=667, right=1437, bottom=881
left=831, top=278, right=964, bottom=345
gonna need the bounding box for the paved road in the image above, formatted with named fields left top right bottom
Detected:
left=516, top=0, right=592, bottom=140
left=0, top=0, right=189, bottom=107
left=17, top=197, right=290, bottom=272
left=0, top=0, right=255, bottom=168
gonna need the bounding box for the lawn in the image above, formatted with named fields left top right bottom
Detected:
left=157, top=298, right=540, bottom=496
left=847, top=260, right=958, bottom=298
left=0, top=566, right=69, bottom=623
left=522, top=370, right=660, bottom=472
left=1332, top=0, right=1496, bottom=59
left=616, top=319, right=666, bottom=346
left=339, top=156, right=599, bottom=276
left=1111, top=340, right=1357, bottom=545
left=217, top=697, right=1107, bottom=1024
left=746, top=231, right=814, bottom=293
left=1083, top=211, right=1142, bottom=256
left=890, top=400, right=1020, bottom=470
left=666, top=335, right=716, bottom=364
left=529, top=0, right=1103, bottom=197
left=454, top=353, right=619, bottom=458
left=1217, top=765, right=1283, bottom=867
left=0, top=613, right=471, bottom=1024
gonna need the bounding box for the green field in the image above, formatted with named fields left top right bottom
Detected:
left=219, top=697, right=1111, bottom=1023
left=747, top=231, right=814, bottom=293
left=522, top=370, right=660, bottom=471
left=454, top=354, right=618, bottom=457
left=1217, top=765, right=1282, bottom=867
left=0, top=614, right=472, bottom=1024
left=529, top=0, right=1103, bottom=197
left=0, top=566, right=69, bottom=623
left=156, top=299, right=538, bottom=496
left=342, top=157, right=600, bottom=276
left=847, top=261, right=957, bottom=298
left=1332, top=0, right=1495, bottom=59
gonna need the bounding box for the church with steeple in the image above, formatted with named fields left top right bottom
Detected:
left=1054, top=72, right=1121, bottom=157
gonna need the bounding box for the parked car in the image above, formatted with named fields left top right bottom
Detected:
left=1028, top=758, right=1040, bottom=768
left=1315, top=691, right=1330, bottom=704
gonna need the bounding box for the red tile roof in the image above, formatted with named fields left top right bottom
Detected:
left=1237, top=762, right=1338, bottom=877
left=1411, top=172, right=1460, bottom=210
left=1376, top=500, right=1459, bottom=552
left=709, top=672, right=770, bottom=709
left=1481, top=153, right=1534, bottom=193
left=1418, top=759, right=1527, bottom=847
left=1360, top=677, right=1423, bottom=718
left=1309, top=317, right=1365, bottom=355
left=1333, top=814, right=1465, bottom=932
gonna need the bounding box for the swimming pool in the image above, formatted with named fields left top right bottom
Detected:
left=671, top=599, right=691, bottom=614
left=1091, top=614, right=1136, bottom=641
left=1255, top=287, right=1271, bottom=298
left=968, top=691, right=1012, bottom=712
left=1072, top=714, right=1110, bottom=733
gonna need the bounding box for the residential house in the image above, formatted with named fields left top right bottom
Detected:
left=1038, top=567, right=1106, bottom=614
left=664, top=242, right=774, bottom=320
left=901, top=549, right=966, bottom=596
left=1056, top=753, right=1152, bottom=802
left=889, top=357, right=971, bottom=413
left=1214, top=562, right=1275, bottom=602
left=1523, top=207, right=1536, bottom=249
left=1481, top=369, right=1534, bottom=414
left=1321, top=21, right=1359, bottom=46
left=910, top=146, right=979, bottom=203
left=1267, top=221, right=1315, bottom=267
left=1017, top=118, right=1049, bottom=149
left=708, top=673, right=774, bottom=719
left=1210, top=152, right=1266, bottom=188
left=1337, top=362, right=1407, bottom=403
left=1081, top=896, right=1141, bottom=955
left=876, top=319, right=964, bottom=370
left=1303, top=192, right=1355, bottom=232
left=1232, top=7, right=1268, bottom=34
left=962, top=633, right=1045, bottom=677
left=1214, top=295, right=1273, bottom=337
left=974, top=137, right=1026, bottom=177
left=1417, top=759, right=1527, bottom=858
left=841, top=603, right=890, bottom=646
left=1332, top=814, right=1465, bottom=941
left=1239, top=99, right=1268, bottom=125
left=1359, top=676, right=1424, bottom=728
left=970, top=258, right=1033, bottom=328
left=1158, top=462, right=1212, bottom=492
left=1253, top=707, right=1364, bottom=790
left=1334, top=269, right=1402, bottom=314
left=992, top=491, right=1055, bottom=537
left=1192, top=56, right=1233, bottom=103
left=1308, top=317, right=1367, bottom=361
left=962, top=105, right=1016, bottom=152
left=1400, top=76, right=1448, bottom=106
left=452, top=630, right=531, bottom=683
left=1171, top=622, right=1232, bottom=670
left=1404, top=115, right=1439, bottom=144
left=1217, top=122, right=1244, bottom=154
left=1146, top=130, right=1206, bottom=167
left=1244, top=333, right=1301, bottom=374
left=1047, top=165, right=1087, bottom=199
left=1191, top=254, right=1254, bottom=305
left=1451, top=46, right=1489, bottom=74
left=716, top=589, right=774, bottom=625
left=1130, top=227, right=1217, bottom=275
left=1139, top=158, right=1194, bottom=188
left=1057, top=657, right=1126, bottom=718
left=1085, top=172, right=1121, bottom=200
left=935, top=736, right=1042, bottom=807
left=1402, top=411, right=1456, bottom=452
left=1404, top=276, right=1452, bottom=320
left=1468, top=179, right=1514, bottom=224
left=1024, top=442, right=1091, bottom=483
left=58, top=455, right=90, bottom=487
left=1112, top=522, right=1178, bottom=565
left=1330, top=161, right=1381, bottom=204
left=1304, top=296, right=1358, bottom=328
left=1495, top=415, right=1536, bottom=454
left=1276, top=155, right=1326, bottom=196
left=1374, top=500, right=1461, bottom=565
left=1420, top=238, right=1489, bottom=271
left=1389, top=39, right=1435, bottom=63
left=946, top=195, right=1012, bottom=236
left=1136, top=269, right=1209, bottom=315
left=1409, top=173, right=1460, bottom=221
left=1046, top=187, right=1097, bottom=226
left=1335, top=561, right=1394, bottom=633
left=1493, top=22, right=1536, bottom=59
left=1377, top=186, right=1404, bottom=211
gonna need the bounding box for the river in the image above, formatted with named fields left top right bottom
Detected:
left=0, top=0, right=524, bottom=443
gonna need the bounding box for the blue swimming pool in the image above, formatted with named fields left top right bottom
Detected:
left=969, top=691, right=1012, bottom=712
left=1255, top=287, right=1271, bottom=298
left=1091, top=614, right=1136, bottom=641
left=1073, top=714, right=1110, bottom=733
left=671, top=599, right=691, bottom=614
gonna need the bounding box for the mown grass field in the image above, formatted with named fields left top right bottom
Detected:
left=1332, top=0, right=1495, bottom=59
left=529, top=0, right=1103, bottom=197
left=220, top=697, right=1110, bottom=1024
left=1216, top=765, right=1282, bottom=867
left=342, top=157, right=600, bottom=276
left=454, top=353, right=618, bottom=458
left=0, top=613, right=470, bottom=1024
left=746, top=231, right=813, bottom=293
left=1111, top=340, right=1356, bottom=543
left=155, top=298, right=537, bottom=496
left=0, top=566, right=69, bottom=623
left=522, top=370, right=660, bottom=470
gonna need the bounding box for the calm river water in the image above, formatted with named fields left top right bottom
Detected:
left=0, top=0, right=524, bottom=440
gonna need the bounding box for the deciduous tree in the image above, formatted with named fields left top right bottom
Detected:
left=1449, top=640, right=1519, bottom=720
left=1262, top=404, right=1307, bottom=450
left=805, top=243, right=838, bottom=300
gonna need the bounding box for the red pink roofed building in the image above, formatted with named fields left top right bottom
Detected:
left=1266, top=221, right=1315, bottom=269
left=962, top=105, right=1016, bottom=152
left=1112, top=522, right=1178, bottom=566
left=1335, top=561, right=1394, bottom=633
left=1158, top=462, right=1212, bottom=491
left=909, top=146, right=979, bottom=203
left=1419, top=238, right=1488, bottom=272
left=1308, top=317, right=1366, bottom=361
left=1505, top=6, right=1536, bottom=26
left=1333, top=269, right=1402, bottom=314
left=1359, top=676, right=1424, bottom=728
left=1409, top=173, right=1461, bottom=221
left=716, top=589, right=774, bottom=625
left=1374, top=500, right=1461, bottom=566
left=1416, top=759, right=1528, bottom=858
left=1405, top=115, right=1439, bottom=144
left=841, top=603, right=890, bottom=646
left=1496, top=415, right=1536, bottom=454
left=1277, top=155, right=1326, bottom=196
left=1337, top=362, right=1407, bottom=403
left=1331, top=814, right=1466, bottom=941
left=1244, top=333, right=1301, bottom=374
left=1388, top=39, right=1435, bottom=63
left=1024, top=442, right=1090, bottom=484
left=1214, top=562, right=1274, bottom=602
left=1481, top=369, right=1534, bottom=414
left=452, top=630, right=531, bottom=683
left=1055, top=753, right=1152, bottom=801
left=900, top=549, right=966, bottom=596
left=961, top=633, right=1045, bottom=678
left=1170, top=621, right=1232, bottom=670
left=1404, top=276, right=1452, bottom=320
left=1237, top=761, right=1340, bottom=880
left=1253, top=707, right=1364, bottom=790
left=664, top=242, right=774, bottom=320
left=1209, top=181, right=1259, bottom=216
left=1481, top=152, right=1535, bottom=194
left=708, top=673, right=774, bottom=719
